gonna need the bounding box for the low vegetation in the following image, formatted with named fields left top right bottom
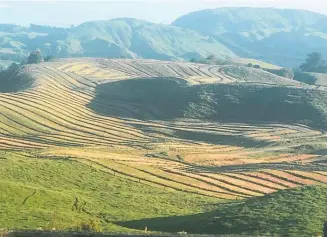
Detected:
left=122, top=185, right=327, bottom=236
left=90, top=75, right=327, bottom=128
left=27, top=51, right=43, bottom=64
left=1, top=58, right=327, bottom=235
left=0, top=152, right=217, bottom=232
left=0, top=64, right=34, bottom=93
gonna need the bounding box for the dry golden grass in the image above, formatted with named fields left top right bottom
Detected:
left=0, top=58, right=326, bottom=200
left=232, top=57, right=282, bottom=69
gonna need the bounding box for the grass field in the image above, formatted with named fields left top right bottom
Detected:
left=230, top=58, right=282, bottom=69
left=121, top=185, right=327, bottom=236
left=1, top=58, right=327, bottom=235
left=0, top=151, right=218, bottom=232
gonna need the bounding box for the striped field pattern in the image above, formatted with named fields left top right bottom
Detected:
left=1, top=58, right=327, bottom=200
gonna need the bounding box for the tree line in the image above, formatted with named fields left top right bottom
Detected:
left=5, top=50, right=54, bottom=71
left=3, top=50, right=327, bottom=75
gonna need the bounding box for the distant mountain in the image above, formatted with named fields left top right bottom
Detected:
left=2, top=8, right=327, bottom=69
left=0, top=18, right=234, bottom=67
left=173, top=8, right=327, bottom=67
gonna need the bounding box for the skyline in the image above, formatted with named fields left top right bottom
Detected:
left=0, top=0, right=327, bottom=27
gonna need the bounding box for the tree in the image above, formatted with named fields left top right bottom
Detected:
left=247, top=63, right=253, bottom=67
left=27, top=50, right=43, bottom=64
left=253, top=64, right=261, bottom=69
left=190, top=58, right=198, bottom=63
left=300, top=52, right=327, bottom=73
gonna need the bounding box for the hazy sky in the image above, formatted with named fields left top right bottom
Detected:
left=1, top=0, right=327, bottom=27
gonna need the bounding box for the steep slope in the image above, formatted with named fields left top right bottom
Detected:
left=173, top=8, right=327, bottom=67
left=0, top=19, right=234, bottom=66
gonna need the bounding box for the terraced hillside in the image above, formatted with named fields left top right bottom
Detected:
left=1, top=58, right=327, bottom=233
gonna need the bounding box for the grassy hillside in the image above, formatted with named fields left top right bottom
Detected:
left=173, top=8, right=327, bottom=67
left=0, top=151, right=218, bottom=231
left=121, top=185, right=327, bottom=236
left=89, top=74, right=327, bottom=129
left=230, top=58, right=281, bottom=69
left=2, top=58, right=327, bottom=234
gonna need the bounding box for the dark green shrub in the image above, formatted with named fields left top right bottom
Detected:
left=27, top=50, right=43, bottom=64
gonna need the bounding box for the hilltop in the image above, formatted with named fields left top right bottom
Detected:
left=0, top=18, right=234, bottom=69
left=1, top=58, right=327, bottom=234
left=2, top=8, right=327, bottom=69
left=173, top=8, right=327, bottom=67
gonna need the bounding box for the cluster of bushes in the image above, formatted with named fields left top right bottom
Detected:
left=1, top=51, right=55, bottom=73
left=0, top=61, right=34, bottom=93
left=246, top=63, right=261, bottom=69
left=26, top=51, right=54, bottom=64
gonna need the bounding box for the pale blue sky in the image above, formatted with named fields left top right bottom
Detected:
left=1, top=0, right=327, bottom=27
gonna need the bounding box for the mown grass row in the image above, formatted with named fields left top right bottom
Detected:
left=38, top=146, right=327, bottom=200
left=1, top=60, right=326, bottom=200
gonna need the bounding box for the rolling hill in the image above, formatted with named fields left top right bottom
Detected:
left=0, top=18, right=234, bottom=68
left=2, top=8, right=327, bottom=69
left=173, top=8, right=327, bottom=67
left=1, top=58, right=327, bottom=235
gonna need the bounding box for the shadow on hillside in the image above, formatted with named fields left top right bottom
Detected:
left=116, top=211, right=218, bottom=234
left=174, top=130, right=268, bottom=147
left=183, top=159, right=327, bottom=173
left=116, top=185, right=327, bottom=236
left=115, top=202, right=286, bottom=235
left=312, top=148, right=327, bottom=155
left=87, top=77, right=327, bottom=130
left=294, top=71, right=318, bottom=85
left=87, top=77, right=190, bottom=120
left=116, top=184, right=324, bottom=236
left=132, top=122, right=268, bottom=148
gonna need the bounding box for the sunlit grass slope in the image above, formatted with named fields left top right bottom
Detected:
left=121, top=185, right=327, bottom=236
left=0, top=151, right=217, bottom=231
left=1, top=58, right=327, bottom=234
